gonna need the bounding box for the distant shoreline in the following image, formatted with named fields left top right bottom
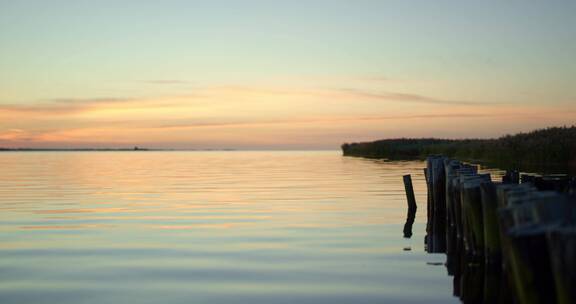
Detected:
left=0, top=148, right=341, bottom=152
left=0, top=148, right=238, bottom=152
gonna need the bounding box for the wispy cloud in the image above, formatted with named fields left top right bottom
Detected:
left=0, top=97, right=133, bottom=114
left=153, top=112, right=496, bottom=130
left=336, top=88, right=505, bottom=106
left=143, top=80, right=191, bottom=85
left=48, top=97, right=131, bottom=104
left=0, top=129, right=38, bottom=142
left=0, top=86, right=501, bottom=117
left=359, top=75, right=400, bottom=83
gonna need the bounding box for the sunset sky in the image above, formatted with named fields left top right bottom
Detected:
left=1, top=0, right=575, bottom=149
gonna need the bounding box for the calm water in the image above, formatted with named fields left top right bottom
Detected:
left=0, top=151, right=457, bottom=304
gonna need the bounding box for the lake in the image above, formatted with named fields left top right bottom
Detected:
left=0, top=151, right=459, bottom=304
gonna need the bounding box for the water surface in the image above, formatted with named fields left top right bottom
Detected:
left=0, top=151, right=457, bottom=304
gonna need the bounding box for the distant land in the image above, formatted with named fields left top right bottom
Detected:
left=0, top=146, right=151, bottom=151
left=342, top=126, right=576, bottom=174
left=0, top=147, right=237, bottom=152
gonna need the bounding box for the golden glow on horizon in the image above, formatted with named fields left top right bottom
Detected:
left=1, top=85, right=575, bottom=148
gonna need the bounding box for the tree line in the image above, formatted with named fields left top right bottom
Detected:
left=341, top=126, right=576, bottom=174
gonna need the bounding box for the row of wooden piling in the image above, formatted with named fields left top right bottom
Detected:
left=423, top=156, right=576, bottom=304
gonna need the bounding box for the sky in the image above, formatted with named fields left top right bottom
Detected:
left=1, top=0, right=575, bottom=149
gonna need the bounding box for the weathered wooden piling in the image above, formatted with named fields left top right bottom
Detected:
left=426, top=156, right=448, bottom=253
left=451, top=175, right=464, bottom=248
left=461, top=174, right=491, bottom=258
left=514, top=193, right=571, bottom=225
left=403, top=174, right=417, bottom=214
left=421, top=155, right=576, bottom=304
left=521, top=174, right=572, bottom=193
left=483, top=262, right=509, bottom=304
left=444, top=159, right=462, bottom=275
left=503, top=170, right=520, bottom=184
left=538, top=175, right=570, bottom=192
left=459, top=259, right=484, bottom=304
left=497, top=189, right=575, bottom=304
left=506, top=223, right=558, bottom=304
left=546, top=227, right=576, bottom=304
left=403, top=174, right=417, bottom=238
left=424, top=167, right=431, bottom=247
left=520, top=173, right=537, bottom=184
left=452, top=167, right=478, bottom=247
left=433, top=156, right=448, bottom=252
left=479, top=181, right=502, bottom=265
left=497, top=188, right=558, bottom=304
left=568, top=177, right=576, bottom=195
left=454, top=173, right=477, bottom=253
left=496, top=183, right=535, bottom=208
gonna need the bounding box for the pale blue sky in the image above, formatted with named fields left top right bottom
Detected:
left=0, top=0, right=575, bottom=148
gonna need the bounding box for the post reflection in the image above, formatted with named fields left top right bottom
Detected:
left=447, top=250, right=513, bottom=304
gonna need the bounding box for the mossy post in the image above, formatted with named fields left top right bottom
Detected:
left=503, top=170, right=520, bottom=184
left=444, top=159, right=462, bottom=274
left=506, top=227, right=557, bottom=304
left=495, top=184, right=532, bottom=301
left=459, top=258, right=484, bottom=304
left=536, top=175, right=570, bottom=192
left=453, top=168, right=478, bottom=254
left=427, top=156, right=448, bottom=253
left=480, top=182, right=501, bottom=265
left=498, top=190, right=572, bottom=304
left=547, top=227, right=576, bottom=304
left=460, top=175, right=490, bottom=258
left=451, top=177, right=464, bottom=247
left=433, top=157, right=448, bottom=253
left=483, top=263, right=506, bottom=304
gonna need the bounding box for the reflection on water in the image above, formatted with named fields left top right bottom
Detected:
left=0, top=151, right=457, bottom=304
left=446, top=244, right=513, bottom=304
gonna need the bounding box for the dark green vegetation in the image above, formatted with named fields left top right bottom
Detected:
left=342, top=126, right=576, bottom=174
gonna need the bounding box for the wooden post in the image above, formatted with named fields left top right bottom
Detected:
left=403, top=174, right=417, bottom=214
left=403, top=174, right=417, bottom=238
left=460, top=175, right=490, bottom=258
left=445, top=159, right=462, bottom=275
left=430, top=156, right=447, bottom=253
left=547, top=227, right=576, bottom=304
left=512, top=171, right=520, bottom=184
left=424, top=167, right=432, bottom=249
left=520, top=174, right=536, bottom=184
left=426, top=156, right=435, bottom=252
left=503, top=170, right=520, bottom=184
left=419, top=155, right=575, bottom=304
left=539, top=175, right=569, bottom=192
left=460, top=259, right=485, bottom=304
left=480, top=182, right=501, bottom=265
left=453, top=168, right=478, bottom=248
left=506, top=226, right=557, bottom=304
left=483, top=262, right=506, bottom=304
left=568, top=177, right=576, bottom=195
left=497, top=189, right=572, bottom=304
